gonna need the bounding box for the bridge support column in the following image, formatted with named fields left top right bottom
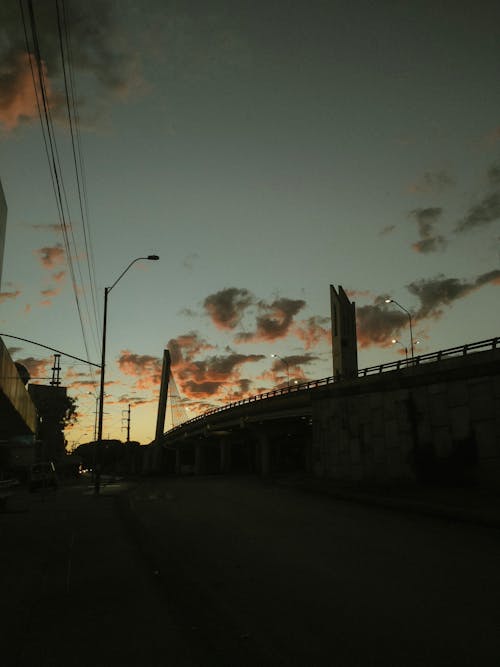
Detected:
left=195, top=444, right=206, bottom=475
left=220, top=438, right=231, bottom=474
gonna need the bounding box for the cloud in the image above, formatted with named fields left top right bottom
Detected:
left=52, top=270, right=66, bottom=283
left=0, top=289, right=21, bottom=303
left=455, top=162, right=500, bottom=233
left=488, top=163, right=500, bottom=187
left=379, top=224, right=395, bottom=236
left=356, top=299, right=409, bottom=348
left=167, top=332, right=265, bottom=402
left=293, top=316, right=330, bottom=350
left=456, top=191, right=500, bottom=233
left=40, top=286, right=61, bottom=298
left=408, top=270, right=500, bottom=319
left=357, top=270, right=500, bottom=348
left=204, top=287, right=254, bottom=330
left=31, top=223, right=65, bottom=232
left=408, top=169, right=454, bottom=194
left=0, top=51, right=53, bottom=129
left=409, top=207, right=447, bottom=254
left=35, top=244, right=65, bottom=269
left=12, top=355, right=50, bottom=379
left=117, top=350, right=163, bottom=390
left=0, top=3, right=141, bottom=130
left=235, top=297, right=306, bottom=343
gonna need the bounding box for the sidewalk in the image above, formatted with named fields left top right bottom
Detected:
left=276, top=474, right=500, bottom=528
left=0, top=479, right=195, bottom=667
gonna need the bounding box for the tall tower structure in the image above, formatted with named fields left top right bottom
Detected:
left=330, top=285, right=358, bottom=378
left=0, top=179, right=7, bottom=290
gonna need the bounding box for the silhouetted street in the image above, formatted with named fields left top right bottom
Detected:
left=2, top=475, right=500, bottom=666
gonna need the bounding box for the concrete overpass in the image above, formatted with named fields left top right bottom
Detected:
left=151, top=337, right=500, bottom=487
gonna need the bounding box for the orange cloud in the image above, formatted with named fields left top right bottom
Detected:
left=13, top=356, right=51, bottom=380
left=52, top=270, right=66, bottom=283
left=35, top=244, right=65, bottom=269
left=117, top=350, right=163, bottom=390
left=293, top=317, right=330, bottom=350
left=0, top=289, right=21, bottom=303
left=0, top=52, right=48, bottom=130
left=41, top=286, right=61, bottom=298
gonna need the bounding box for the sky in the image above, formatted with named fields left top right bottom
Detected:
left=1, top=0, right=499, bottom=447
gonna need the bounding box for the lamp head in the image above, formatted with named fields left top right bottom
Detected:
left=385, top=298, right=392, bottom=303
left=147, top=255, right=160, bottom=260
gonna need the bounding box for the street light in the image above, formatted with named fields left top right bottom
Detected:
left=385, top=298, right=414, bottom=360
left=95, top=255, right=159, bottom=493
left=391, top=338, right=408, bottom=362
left=271, top=353, right=290, bottom=387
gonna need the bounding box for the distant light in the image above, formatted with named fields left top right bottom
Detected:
left=391, top=339, right=397, bottom=344
left=385, top=298, right=392, bottom=303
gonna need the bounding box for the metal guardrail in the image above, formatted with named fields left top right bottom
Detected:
left=165, top=337, right=499, bottom=436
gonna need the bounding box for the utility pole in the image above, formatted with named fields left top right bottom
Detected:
left=50, top=354, right=61, bottom=386
left=121, top=404, right=131, bottom=443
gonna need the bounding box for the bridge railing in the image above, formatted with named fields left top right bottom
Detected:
left=165, top=336, right=499, bottom=436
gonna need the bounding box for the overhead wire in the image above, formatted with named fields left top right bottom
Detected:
left=19, top=0, right=100, bottom=391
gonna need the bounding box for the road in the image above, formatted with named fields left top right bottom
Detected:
left=127, top=475, right=500, bottom=666
left=1, top=475, right=500, bottom=666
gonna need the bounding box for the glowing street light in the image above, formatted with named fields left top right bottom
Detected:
left=385, top=298, right=415, bottom=360
left=271, top=353, right=290, bottom=387
left=95, top=255, right=159, bottom=493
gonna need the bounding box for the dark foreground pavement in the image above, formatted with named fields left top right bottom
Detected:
left=0, top=479, right=195, bottom=667
left=2, top=474, right=500, bottom=666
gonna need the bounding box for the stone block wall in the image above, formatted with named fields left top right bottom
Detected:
left=311, top=349, right=500, bottom=487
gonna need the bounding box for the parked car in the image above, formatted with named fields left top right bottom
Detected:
left=29, top=462, right=58, bottom=492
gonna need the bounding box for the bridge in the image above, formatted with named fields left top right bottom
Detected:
left=148, top=337, right=500, bottom=486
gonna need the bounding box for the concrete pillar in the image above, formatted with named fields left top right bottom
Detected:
left=220, top=438, right=231, bottom=474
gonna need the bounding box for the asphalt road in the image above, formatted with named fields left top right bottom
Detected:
left=2, top=475, right=500, bottom=666
left=126, top=475, right=500, bottom=666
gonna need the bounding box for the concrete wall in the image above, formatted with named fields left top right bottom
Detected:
left=311, top=349, right=500, bottom=486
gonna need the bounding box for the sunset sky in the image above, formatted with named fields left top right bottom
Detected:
left=1, top=1, right=499, bottom=446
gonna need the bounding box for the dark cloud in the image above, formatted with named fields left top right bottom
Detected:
left=12, top=355, right=50, bottom=379
left=204, top=287, right=254, bottom=330
left=410, top=207, right=447, bottom=254
left=356, top=299, right=408, bottom=349
left=0, top=2, right=140, bottom=129
left=358, top=269, right=500, bottom=348
left=409, top=270, right=500, bottom=319
left=379, top=224, right=395, bottom=236
left=235, top=297, right=306, bottom=343
left=409, top=169, right=454, bottom=194
left=488, top=163, right=500, bottom=188
left=167, top=332, right=214, bottom=366
left=455, top=191, right=500, bottom=233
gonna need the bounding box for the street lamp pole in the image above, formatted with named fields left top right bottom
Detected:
left=385, top=298, right=414, bottom=360
left=271, top=353, right=290, bottom=387
left=95, top=255, right=159, bottom=493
